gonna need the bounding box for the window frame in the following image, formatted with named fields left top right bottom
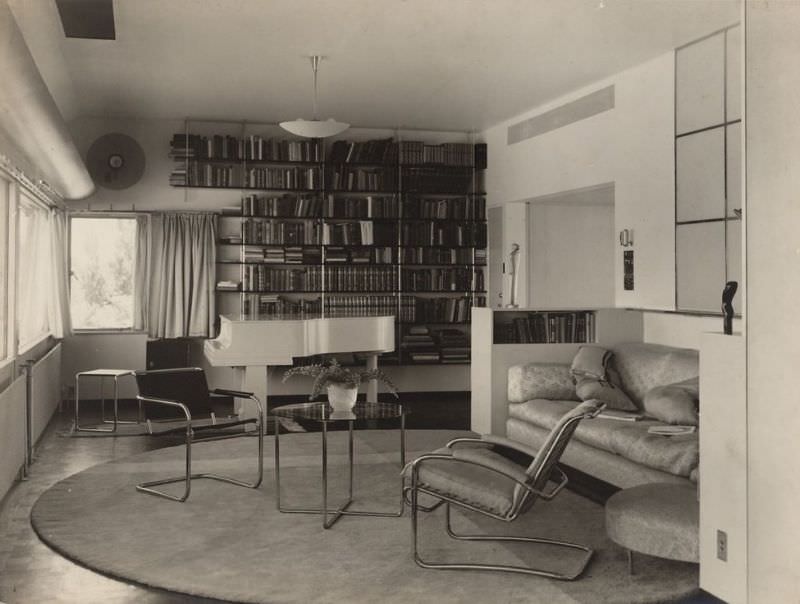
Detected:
left=68, top=213, right=143, bottom=334
left=0, top=176, right=10, bottom=363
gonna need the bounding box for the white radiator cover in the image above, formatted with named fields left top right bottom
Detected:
left=0, top=375, right=26, bottom=501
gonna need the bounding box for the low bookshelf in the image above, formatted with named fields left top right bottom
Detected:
left=470, top=307, right=644, bottom=434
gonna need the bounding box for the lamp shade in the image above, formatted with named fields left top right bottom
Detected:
left=279, top=118, right=350, bottom=139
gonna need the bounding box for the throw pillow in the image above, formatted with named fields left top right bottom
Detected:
left=570, top=345, right=611, bottom=380
left=643, top=377, right=699, bottom=425
left=575, top=377, right=638, bottom=412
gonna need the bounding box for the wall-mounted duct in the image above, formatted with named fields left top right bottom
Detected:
left=0, top=0, right=94, bottom=199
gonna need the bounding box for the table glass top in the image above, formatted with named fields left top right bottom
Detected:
left=272, top=401, right=405, bottom=422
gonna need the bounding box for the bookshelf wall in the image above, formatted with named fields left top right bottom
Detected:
left=170, top=131, right=487, bottom=366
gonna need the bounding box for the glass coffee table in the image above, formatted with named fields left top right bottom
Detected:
left=271, top=401, right=407, bottom=529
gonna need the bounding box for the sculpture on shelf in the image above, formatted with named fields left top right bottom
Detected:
left=722, top=281, right=738, bottom=335
left=506, top=243, right=520, bottom=308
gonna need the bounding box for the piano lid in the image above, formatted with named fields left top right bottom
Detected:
left=204, top=315, right=395, bottom=367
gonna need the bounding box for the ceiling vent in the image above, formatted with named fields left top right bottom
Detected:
left=507, top=85, right=615, bottom=145
left=56, top=0, right=115, bottom=40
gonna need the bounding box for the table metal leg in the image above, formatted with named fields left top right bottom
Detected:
left=75, top=374, right=114, bottom=433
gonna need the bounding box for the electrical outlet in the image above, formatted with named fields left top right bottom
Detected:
left=717, top=529, right=727, bottom=561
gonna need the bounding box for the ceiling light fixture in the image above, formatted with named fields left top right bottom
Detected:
left=280, top=56, right=349, bottom=138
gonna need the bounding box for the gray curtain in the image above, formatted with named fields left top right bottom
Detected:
left=147, top=213, right=217, bottom=338
left=133, top=215, right=149, bottom=331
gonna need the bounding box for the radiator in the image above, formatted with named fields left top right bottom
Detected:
left=22, top=342, right=62, bottom=467
left=0, top=374, right=26, bottom=502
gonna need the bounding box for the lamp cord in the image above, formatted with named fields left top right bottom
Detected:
left=310, top=55, right=320, bottom=121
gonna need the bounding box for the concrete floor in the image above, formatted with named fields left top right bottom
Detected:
left=0, top=405, right=724, bottom=604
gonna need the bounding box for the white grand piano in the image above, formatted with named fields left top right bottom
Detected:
left=204, top=314, right=396, bottom=413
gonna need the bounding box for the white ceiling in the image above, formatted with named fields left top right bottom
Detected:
left=9, top=0, right=740, bottom=132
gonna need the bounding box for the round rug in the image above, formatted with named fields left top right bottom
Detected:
left=31, top=429, right=699, bottom=604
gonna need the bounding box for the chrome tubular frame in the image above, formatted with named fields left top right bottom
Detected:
left=408, top=452, right=593, bottom=580
left=135, top=393, right=264, bottom=503
left=275, top=409, right=406, bottom=529
left=74, top=371, right=140, bottom=433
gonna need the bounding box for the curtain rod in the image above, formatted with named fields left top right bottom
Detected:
left=0, top=154, right=64, bottom=211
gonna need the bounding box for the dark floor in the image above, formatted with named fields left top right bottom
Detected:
left=0, top=400, right=725, bottom=604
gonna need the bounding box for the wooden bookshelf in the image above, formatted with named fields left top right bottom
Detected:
left=172, top=133, right=487, bottom=366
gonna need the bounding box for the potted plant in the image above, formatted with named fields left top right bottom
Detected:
left=282, top=358, right=398, bottom=412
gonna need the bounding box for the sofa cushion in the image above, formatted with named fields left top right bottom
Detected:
left=611, top=343, right=699, bottom=407
left=508, top=398, right=698, bottom=478
left=643, top=377, right=700, bottom=425
left=507, top=363, right=578, bottom=404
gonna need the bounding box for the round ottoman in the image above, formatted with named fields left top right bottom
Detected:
left=605, top=483, right=699, bottom=573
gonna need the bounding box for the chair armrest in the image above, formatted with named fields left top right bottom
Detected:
left=212, top=388, right=254, bottom=398
left=478, top=434, right=540, bottom=459
left=211, top=389, right=264, bottom=421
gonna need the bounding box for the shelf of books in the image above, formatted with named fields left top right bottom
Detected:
left=174, top=131, right=486, bottom=366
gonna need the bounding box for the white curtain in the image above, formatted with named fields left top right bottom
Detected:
left=133, top=215, right=149, bottom=331
left=147, top=213, right=217, bottom=338
left=47, top=208, right=70, bottom=338
left=16, top=195, right=51, bottom=349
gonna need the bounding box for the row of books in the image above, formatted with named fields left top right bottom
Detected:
left=329, top=139, right=397, bottom=164
left=241, top=266, right=323, bottom=292
left=412, top=295, right=486, bottom=323
left=401, top=268, right=482, bottom=292
left=321, top=222, right=400, bottom=246
left=323, top=195, right=400, bottom=218
left=400, top=222, right=488, bottom=247
left=399, top=326, right=470, bottom=363
left=171, top=163, right=238, bottom=187
left=241, top=194, right=323, bottom=217
left=400, top=247, right=481, bottom=265
left=404, top=196, right=486, bottom=220
left=498, top=311, right=597, bottom=344
left=240, top=245, right=322, bottom=264
left=325, top=266, right=399, bottom=292
left=402, top=167, right=477, bottom=194
left=328, top=166, right=398, bottom=192
left=399, top=142, right=485, bottom=168
left=243, top=219, right=321, bottom=245
left=169, top=134, right=322, bottom=162
left=437, top=328, right=471, bottom=363
left=241, top=294, right=321, bottom=318
left=325, top=246, right=395, bottom=264
left=324, top=295, right=396, bottom=318
left=243, top=166, right=321, bottom=190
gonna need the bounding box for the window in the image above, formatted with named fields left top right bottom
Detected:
left=69, top=217, right=137, bottom=330
left=16, top=192, right=51, bottom=350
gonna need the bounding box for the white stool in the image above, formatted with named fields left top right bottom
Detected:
left=74, top=369, right=137, bottom=433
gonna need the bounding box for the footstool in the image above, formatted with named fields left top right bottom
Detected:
left=605, top=482, right=699, bottom=573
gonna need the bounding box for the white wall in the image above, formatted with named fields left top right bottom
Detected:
left=528, top=201, right=614, bottom=308
left=483, top=51, right=676, bottom=311
left=745, top=4, right=800, bottom=601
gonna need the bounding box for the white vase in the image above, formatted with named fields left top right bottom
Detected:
left=326, top=383, right=358, bottom=413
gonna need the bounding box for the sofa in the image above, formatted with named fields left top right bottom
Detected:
left=505, top=342, right=699, bottom=489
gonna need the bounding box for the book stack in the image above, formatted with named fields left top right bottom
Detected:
left=436, top=329, right=470, bottom=363
left=328, top=166, right=398, bottom=192
left=400, top=247, right=477, bottom=265
left=402, top=326, right=440, bottom=364
left=243, top=219, right=321, bottom=245
left=244, top=166, right=320, bottom=190
left=400, top=142, right=481, bottom=167
left=324, top=195, right=399, bottom=219
left=324, top=295, right=396, bottom=317
left=326, top=266, right=398, bottom=292
left=403, top=195, right=486, bottom=220
left=410, top=295, right=485, bottom=323
left=322, top=221, right=374, bottom=246
left=402, top=268, right=476, bottom=292
left=216, top=280, right=239, bottom=291
left=400, top=221, right=487, bottom=247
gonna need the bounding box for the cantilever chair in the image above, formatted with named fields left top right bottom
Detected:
left=405, top=399, right=604, bottom=580
left=133, top=367, right=264, bottom=502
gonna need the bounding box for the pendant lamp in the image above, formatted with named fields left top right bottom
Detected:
left=280, top=56, right=349, bottom=138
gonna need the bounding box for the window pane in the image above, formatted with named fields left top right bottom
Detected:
left=17, top=195, right=51, bottom=348
left=70, top=218, right=136, bottom=330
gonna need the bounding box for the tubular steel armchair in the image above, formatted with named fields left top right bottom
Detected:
left=405, top=399, right=604, bottom=580
left=133, top=368, right=264, bottom=502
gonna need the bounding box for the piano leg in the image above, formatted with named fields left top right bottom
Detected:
left=232, top=366, right=269, bottom=430
left=365, top=353, right=378, bottom=404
